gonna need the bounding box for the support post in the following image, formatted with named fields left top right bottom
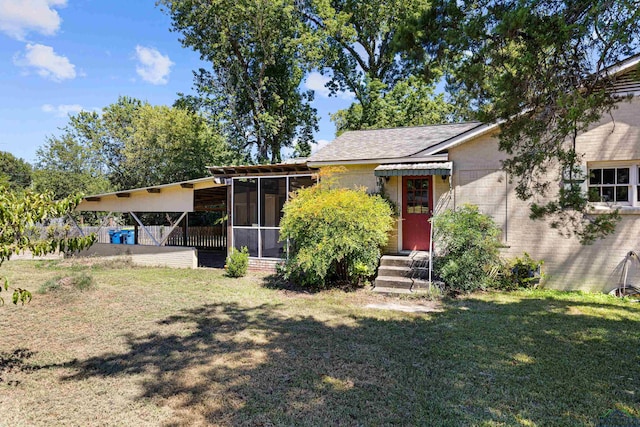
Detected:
left=67, top=214, right=85, bottom=237
left=129, top=212, right=161, bottom=246
left=158, top=212, right=188, bottom=246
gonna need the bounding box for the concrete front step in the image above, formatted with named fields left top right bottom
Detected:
left=379, top=255, right=414, bottom=267
left=377, top=265, right=412, bottom=278
left=379, top=253, right=430, bottom=266
left=374, top=276, right=413, bottom=289
left=377, top=265, right=430, bottom=280
left=371, top=286, right=413, bottom=294
left=372, top=280, right=440, bottom=295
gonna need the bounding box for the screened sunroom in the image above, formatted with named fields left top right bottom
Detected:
left=208, top=163, right=317, bottom=260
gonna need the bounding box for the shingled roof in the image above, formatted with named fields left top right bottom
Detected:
left=308, top=122, right=482, bottom=163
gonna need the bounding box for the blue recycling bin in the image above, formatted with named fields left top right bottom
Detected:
left=121, top=229, right=135, bottom=245
left=108, top=230, right=122, bottom=244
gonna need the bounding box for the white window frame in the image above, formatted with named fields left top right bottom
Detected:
left=587, top=162, right=639, bottom=207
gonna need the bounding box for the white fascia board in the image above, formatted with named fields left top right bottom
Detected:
left=605, top=55, right=640, bottom=76
left=82, top=176, right=222, bottom=199
left=307, top=154, right=448, bottom=167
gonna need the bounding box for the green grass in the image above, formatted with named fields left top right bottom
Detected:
left=0, top=259, right=639, bottom=426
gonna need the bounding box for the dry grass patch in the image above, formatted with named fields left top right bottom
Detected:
left=0, top=260, right=638, bottom=426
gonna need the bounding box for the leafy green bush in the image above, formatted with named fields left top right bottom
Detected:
left=432, top=204, right=503, bottom=294
left=226, top=246, right=249, bottom=278
left=496, top=253, right=544, bottom=290
left=279, top=185, right=393, bottom=288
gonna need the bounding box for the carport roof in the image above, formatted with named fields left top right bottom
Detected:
left=76, top=176, right=227, bottom=213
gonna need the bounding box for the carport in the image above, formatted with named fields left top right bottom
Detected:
left=74, top=176, right=229, bottom=268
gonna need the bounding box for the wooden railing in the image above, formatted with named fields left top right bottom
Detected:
left=165, top=226, right=226, bottom=249
left=81, top=225, right=226, bottom=249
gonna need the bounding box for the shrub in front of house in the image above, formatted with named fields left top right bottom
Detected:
left=432, top=204, right=504, bottom=294
left=495, top=253, right=544, bottom=290
left=226, top=246, right=249, bottom=278
left=279, top=186, right=393, bottom=288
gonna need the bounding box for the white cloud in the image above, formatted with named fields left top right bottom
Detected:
left=304, top=72, right=354, bottom=100
left=312, top=139, right=331, bottom=153
left=134, top=45, right=173, bottom=85
left=0, top=0, right=66, bottom=40
left=14, top=43, right=76, bottom=81
left=42, top=103, right=83, bottom=117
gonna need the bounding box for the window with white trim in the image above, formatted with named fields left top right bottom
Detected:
left=587, top=163, right=639, bottom=206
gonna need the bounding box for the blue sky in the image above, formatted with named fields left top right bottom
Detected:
left=0, top=0, right=352, bottom=164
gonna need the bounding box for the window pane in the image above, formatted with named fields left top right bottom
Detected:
left=260, top=178, right=286, bottom=227
left=588, top=187, right=601, bottom=202
left=616, top=186, right=629, bottom=202
left=233, top=179, right=257, bottom=226
left=418, top=194, right=429, bottom=210
left=421, top=179, right=429, bottom=190
left=289, top=176, right=315, bottom=194
left=617, top=168, right=630, bottom=184
left=589, top=169, right=601, bottom=185
left=407, top=179, right=414, bottom=190
left=261, top=229, right=284, bottom=259
left=234, top=228, right=258, bottom=257
left=602, top=168, right=615, bottom=185
left=602, top=186, right=615, bottom=202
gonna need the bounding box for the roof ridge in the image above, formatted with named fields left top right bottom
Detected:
left=340, top=121, right=481, bottom=134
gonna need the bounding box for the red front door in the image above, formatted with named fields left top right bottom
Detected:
left=402, top=176, right=432, bottom=251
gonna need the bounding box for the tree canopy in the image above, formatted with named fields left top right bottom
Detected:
left=33, top=133, right=112, bottom=200
left=331, top=76, right=465, bottom=134
left=160, top=0, right=319, bottom=163
left=298, top=0, right=432, bottom=100
left=0, top=151, right=32, bottom=191
left=399, top=0, right=640, bottom=243
left=34, top=97, right=234, bottom=196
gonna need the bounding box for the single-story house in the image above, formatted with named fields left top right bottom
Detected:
left=77, top=55, right=640, bottom=293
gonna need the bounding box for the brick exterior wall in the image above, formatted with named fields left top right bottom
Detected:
left=248, top=258, right=283, bottom=272
left=447, top=98, right=640, bottom=292
left=72, top=243, right=198, bottom=269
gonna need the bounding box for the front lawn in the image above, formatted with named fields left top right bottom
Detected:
left=0, top=259, right=638, bottom=426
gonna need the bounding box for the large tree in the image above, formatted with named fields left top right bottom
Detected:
left=160, top=0, right=318, bottom=163
left=36, top=97, right=233, bottom=194
left=297, top=0, right=456, bottom=132
left=123, top=103, right=232, bottom=186
left=33, top=134, right=112, bottom=200
left=401, top=0, right=640, bottom=243
left=298, top=1, right=434, bottom=102
left=331, top=75, right=466, bottom=134
left=0, top=151, right=32, bottom=191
